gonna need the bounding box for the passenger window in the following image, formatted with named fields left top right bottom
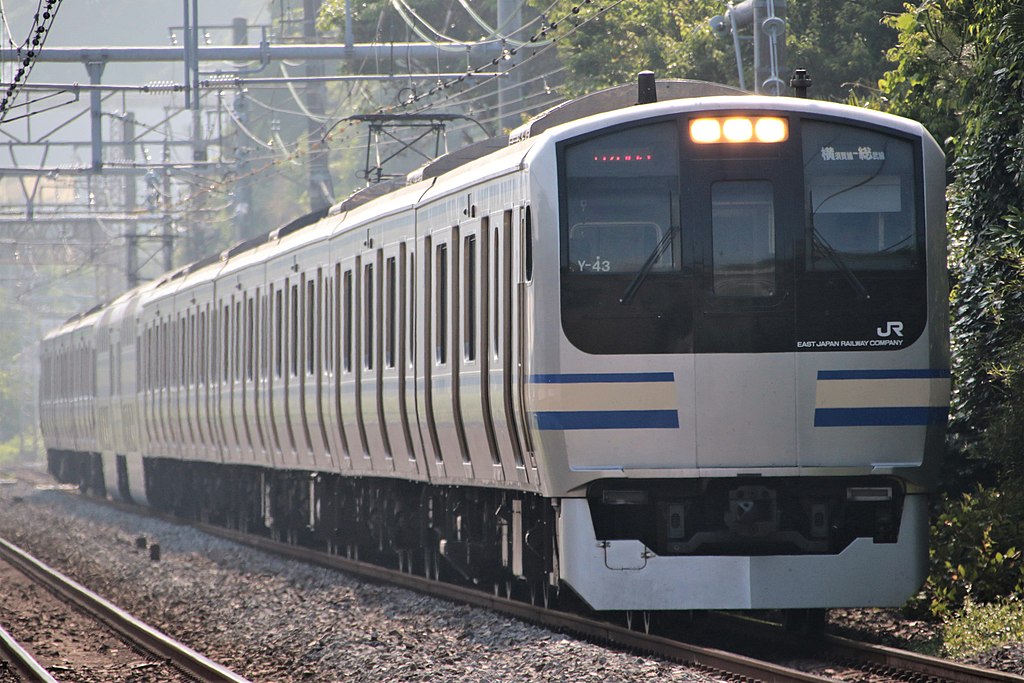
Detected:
left=711, top=181, right=776, bottom=297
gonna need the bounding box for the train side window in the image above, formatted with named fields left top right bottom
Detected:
left=235, top=300, right=243, bottom=382
left=307, top=277, right=316, bottom=376
left=179, top=316, right=187, bottom=387
left=274, top=289, right=283, bottom=378
left=324, top=271, right=333, bottom=374
left=464, top=234, right=477, bottom=362
left=247, top=297, right=255, bottom=380
left=436, top=242, right=448, bottom=365
left=524, top=207, right=533, bottom=283
left=364, top=262, right=374, bottom=370
left=222, top=304, right=230, bottom=383
left=407, top=250, right=415, bottom=370
left=386, top=256, right=396, bottom=369
left=343, top=270, right=353, bottom=372
left=494, top=220, right=503, bottom=359
left=710, top=180, right=776, bottom=298
left=290, top=284, right=299, bottom=377
left=198, top=311, right=206, bottom=387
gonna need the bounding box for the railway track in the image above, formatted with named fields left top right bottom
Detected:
left=191, top=517, right=1024, bottom=683
left=0, top=622, right=58, bottom=683
left=698, top=613, right=1024, bottom=683
left=23, top=480, right=1024, bottom=683
left=0, top=534, right=249, bottom=683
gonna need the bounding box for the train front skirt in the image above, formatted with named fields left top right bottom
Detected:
left=557, top=495, right=928, bottom=610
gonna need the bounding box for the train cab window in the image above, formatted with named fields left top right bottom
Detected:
left=559, top=120, right=688, bottom=355
left=803, top=120, right=919, bottom=272
left=711, top=181, right=776, bottom=297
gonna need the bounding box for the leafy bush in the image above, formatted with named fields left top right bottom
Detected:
left=910, top=487, right=1024, bottom=617
left=943, top=597, right=1024, bottom=658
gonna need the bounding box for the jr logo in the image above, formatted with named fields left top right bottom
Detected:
left=877, top=321, right=904, bottom=338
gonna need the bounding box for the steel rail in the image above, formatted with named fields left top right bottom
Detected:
left=0, top=622, right=60, bottom=683
left=192, top=521, right=832, bottom=683
left=72, top=491, right=1024, bottom=683
left=710, top=612, right=1024, bottom=683
left=820, top=633, right=1024, bottom=683
left=0, top=536, right=250, bottom=683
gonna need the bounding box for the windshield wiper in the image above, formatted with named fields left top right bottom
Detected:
left=808, top=194, right=870, bottom=301
left=619, top=224, right=676, bottom=305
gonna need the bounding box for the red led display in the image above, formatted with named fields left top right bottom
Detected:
left=591, top=150, right=654, bottom=163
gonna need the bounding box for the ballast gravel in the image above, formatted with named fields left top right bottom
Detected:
left=0, top=470, right=719, bottom=683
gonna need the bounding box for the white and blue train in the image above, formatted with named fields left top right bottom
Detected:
left=39, top=77, right=949, bottom=614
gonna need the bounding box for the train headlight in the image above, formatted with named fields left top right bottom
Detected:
left=689, top=116, right=788, bottom=144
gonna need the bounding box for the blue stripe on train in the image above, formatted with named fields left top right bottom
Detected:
left=814, top=406, right=948, bottom=427
left=529, top=372, right=674, bottom=384
left=817, top=369, right=951, bottom=380
left=534, top=410, right=680, bottom=430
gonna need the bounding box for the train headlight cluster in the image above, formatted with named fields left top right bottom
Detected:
left=689, top=116, right=788, bottom=144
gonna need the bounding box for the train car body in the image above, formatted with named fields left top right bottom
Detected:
left=39, top=79, right=949, bottom=612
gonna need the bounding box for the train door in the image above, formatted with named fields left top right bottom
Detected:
left=316, top=264, right=346, bottom=472
left=219, top=296, right=239, bottom=463
left=266, top=274, right=294, bottom=466
left=512, top=206, right=538, bottom=482
left=358, top=246, right=395, bottom=472
left=380, top=242, right=420, bottom=475
left=337, top=255, right=366, bottom=471
left=284, top=275, right=307, bottom=467
left=324, top=261, right=352, bottom=469
left=458, top=214, right=503, bottom=480
left=426, top=224, right=475, bottom=478
left=686, top=156, right=799, bottom=469
left=185, top=303, right=200, bottom=460
left=299, top=267, right=331, bottom=469
left=481, top=209, right=529, bottom=482
left=245, top=285, right=271, bottom=467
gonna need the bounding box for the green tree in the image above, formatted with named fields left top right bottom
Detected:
left=880, top=0, right=1024, bottom=452
left=525, top=0, right=907, bottom=102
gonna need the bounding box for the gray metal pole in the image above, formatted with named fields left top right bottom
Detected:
left=754, top=0, right=786, bottom=95
left=86, top=61, right=106, bottom=171
left=496, top=0, right=522, bottom=133
left=305, top=0, right=334, bottom=212
left=123, top=113, right=139, bottom=288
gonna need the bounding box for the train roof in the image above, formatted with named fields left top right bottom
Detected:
left=48, top=77, right=931, bottom=340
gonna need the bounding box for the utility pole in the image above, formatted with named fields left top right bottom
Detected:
left=122, top=113, right=140, bottom=289
left=162, top=142, right=174, bottom=273
left=710, top=0, right=787, bottom=95
left=496, top=0, right=523, bottom=133
left=304, top=0, right=334, bottom=212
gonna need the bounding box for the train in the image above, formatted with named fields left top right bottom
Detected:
left=38, top=75, right=949, bottom=617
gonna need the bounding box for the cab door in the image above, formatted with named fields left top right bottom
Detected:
left=686, top=151, right=800, bottom=469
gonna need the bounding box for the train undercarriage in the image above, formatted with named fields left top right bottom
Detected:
left=48, top=449, right=560, bottom=605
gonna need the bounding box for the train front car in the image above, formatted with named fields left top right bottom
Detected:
left=526, top=96, right=949, bottom=611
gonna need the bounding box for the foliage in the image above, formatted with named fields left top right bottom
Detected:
left=524, top=0, right=905, bottom=101
left=943, top=1, right=1024, bottom=445
left=942, top=597, right=1024, bottom=658
left=787, top=0, right=909, bottom=101
left=908, top=487, right=1024, bottom=617
left=878, top=0, right=974, bottom=150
